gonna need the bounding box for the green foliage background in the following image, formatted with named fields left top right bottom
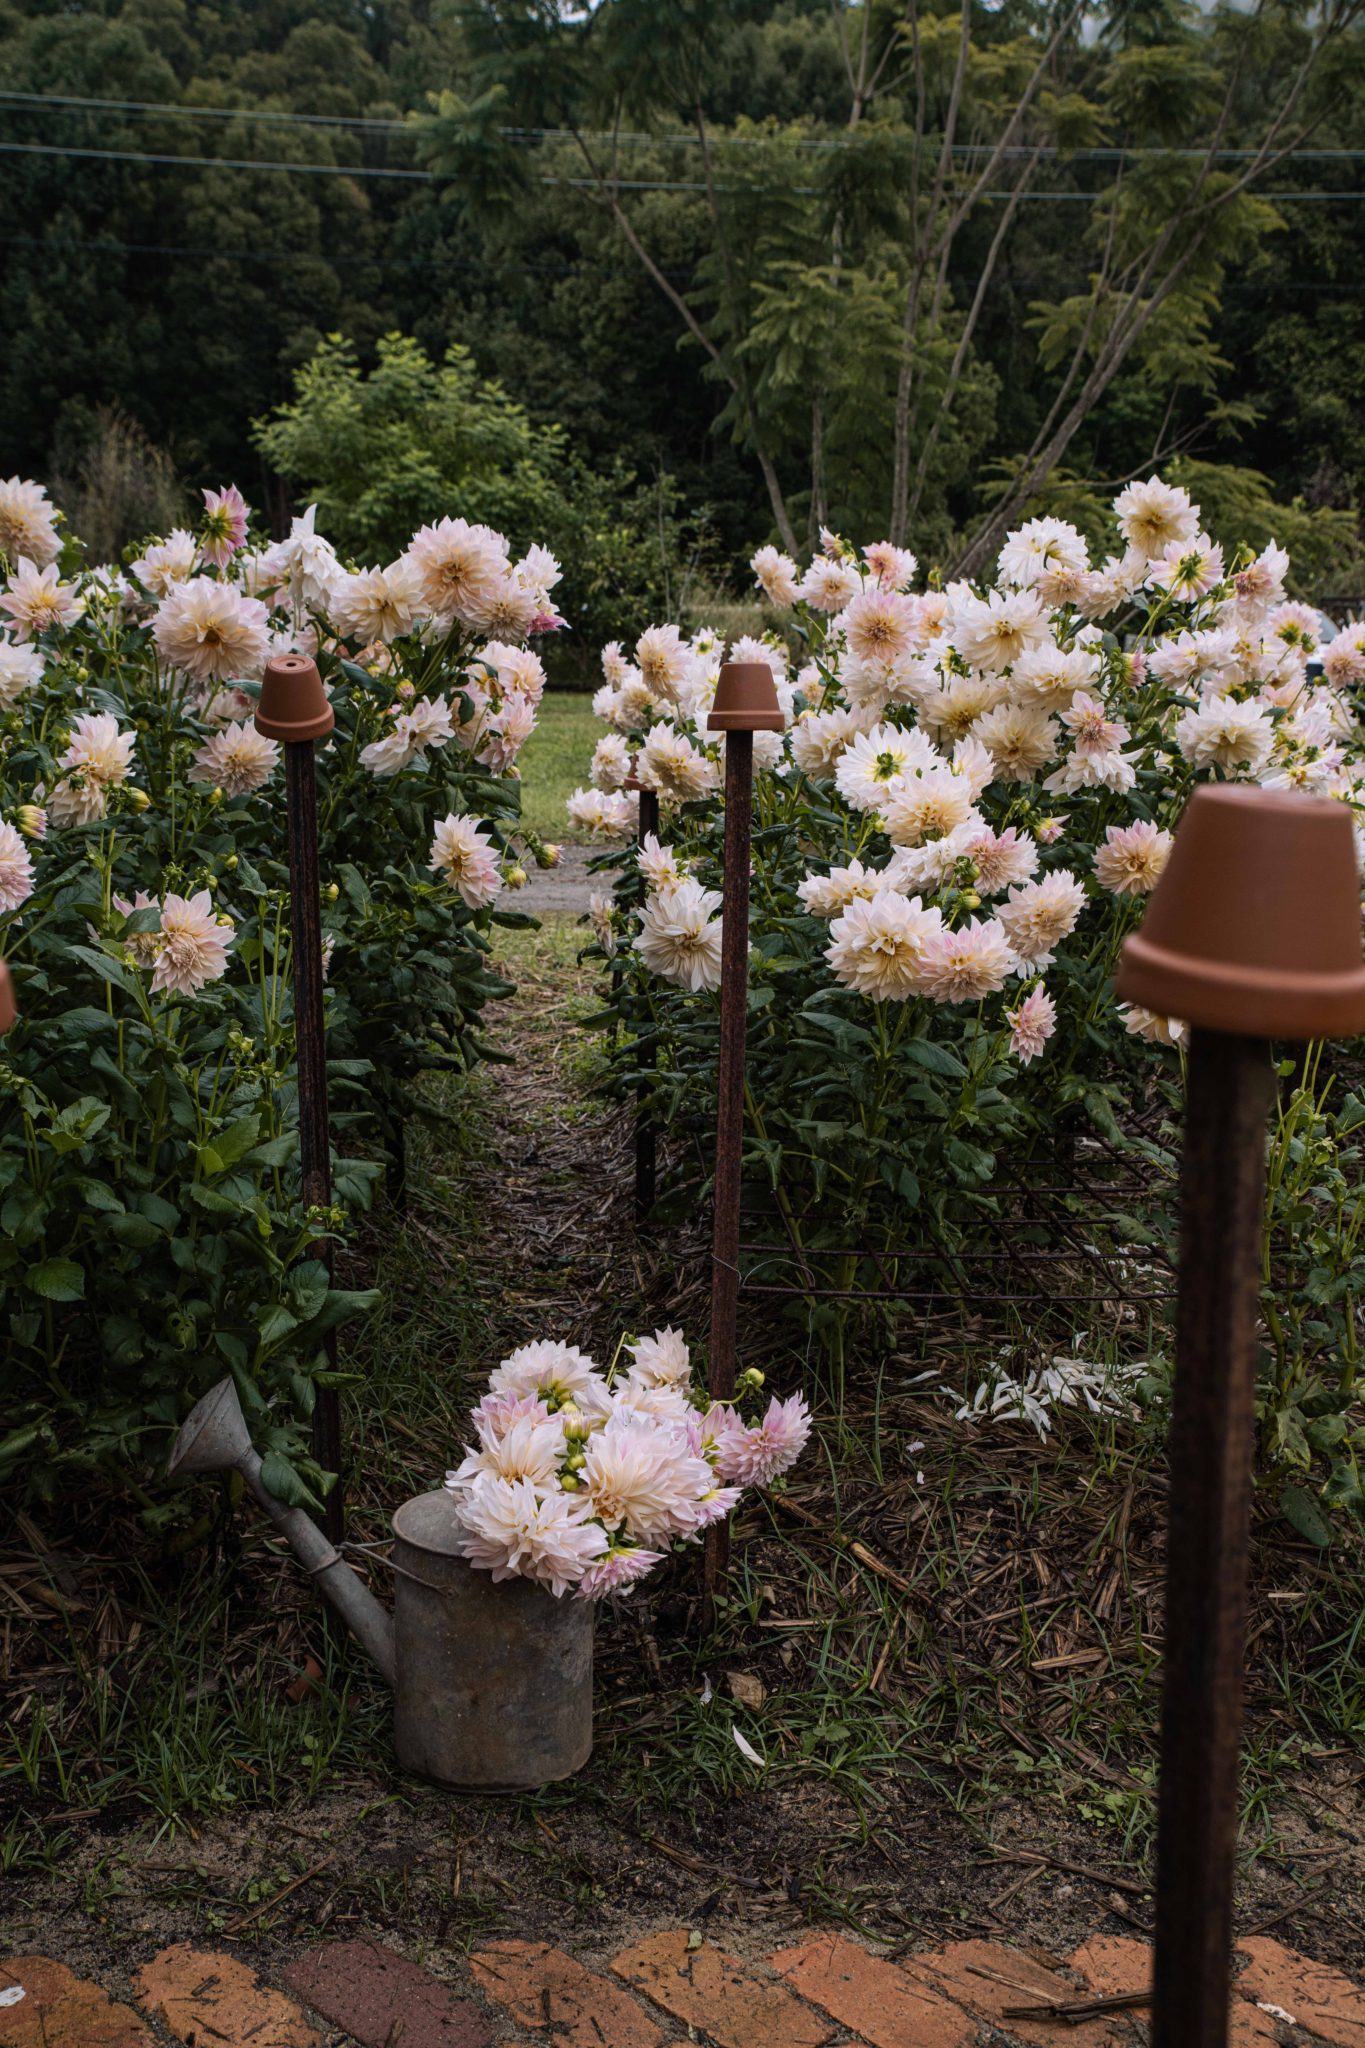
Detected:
left=0, top=0, right=1362, bottom=627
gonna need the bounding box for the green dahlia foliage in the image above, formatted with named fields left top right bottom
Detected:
left=0, top=480, right=554, bottom=1510
left=569, top=481, right=1365, bottom=1518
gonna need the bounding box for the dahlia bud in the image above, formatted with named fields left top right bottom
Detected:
left=961, top=890, right=981, bottom=911
left=740, top=1367, right=765, bottom=1390
left=325, top=882, right=339, bottom=903
left=224, top=853, right=238, bottom=870
left=541, top=843, right=562, bottom=869
left=208, top=787, right=224, bottom=808
left=15, top=804, right=45, bottom=839
left=128, top=787, right=151, bottom=812
left=506, top=866, right=528, bottom=889
left=559, top=1474, right=580, bottom=1493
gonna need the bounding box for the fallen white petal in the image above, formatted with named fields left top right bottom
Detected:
left=699, top=1673, right=713, bottom=1706
left=0, top=1989, right=25, bottom=2008
left=732, top=1725, right=766, bottom=1768
left=1256, top=2004, right=1296, bottom=2025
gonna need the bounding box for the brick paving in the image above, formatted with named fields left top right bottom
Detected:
left=3, top=1923, right=1364, bottom=2046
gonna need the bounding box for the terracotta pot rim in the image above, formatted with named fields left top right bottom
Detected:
left=1117, top=930, right=1365, bottom=1038
left=706, top=707, right=787, bottom=732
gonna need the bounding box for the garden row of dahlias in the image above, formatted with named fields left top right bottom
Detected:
left=0, top=476, right=555, bottom=1508
left=569, top=482, right=1365, bottom=1518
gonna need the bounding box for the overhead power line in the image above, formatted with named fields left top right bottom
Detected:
left=0, top=137, right=1359, bottom=202
left=3, top=89, right=1365, bottom=164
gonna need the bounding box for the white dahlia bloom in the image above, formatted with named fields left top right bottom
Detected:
left=0, top=636, right=43, bottom=708
left=0, top=478, right=60, bottom=569
left=996, top=869, right=1087, bottom=967
left=837, top=587, right=920, bottom=671
left=489, top=1340, right=612, bottom=1420
left=626, top=1325, right=692, bottom=1389
left=427, top=812, right=503, bottom=908
left=1146, top=533, right=1225, bottom=601
left=635, top=625, right=690, bottom=706
left=447, top=1403, right=568, bottom=1497
left=881, top=766, right=976, bottom=848
left=1174, top=696, right=1274, bottom=777
left=1011, top=643, right=1102, bottom=704
left=638, top=832, right=683, bottom=893
left=457, top=1474, right=609, bottom=1597
left=634, top=878, right=724, bottom=994
left=997, top=517, right=1088, bottom=591
left=1120, top=1003, right=1186, bottom=1048
left=566, top=787, right=635, bottom=837
left=917, top=671, right=1009, bottom=744
left=959, top=826, right=1038, bottom=897
left=826, top=890, right=944, bottom=1001
left=131, top=529, right=199, bottom=598
left=637, top=722, right=717, bottom=803
left=834, top=723, right=940, bottom=812
left=971, top=702, right=1059, bottom=784
left=60, top=711, right=135, bottom=789
left=1113, top=476, right=1199, bottom=561
left=188, top=719, right=280, bottom=797
left=404, top=517, right=510, bottom=627
left=789, top=708, right=871, bottom=783
left=797, top=859, right=882, bottom=919
left=863, top=541, right=918, bottom=590
left=583, top=1416, right=718, bottom=1546
left=947, top=585, right=1050, bottom=673
left=151, top=890, right=234, bottom=997
left=1093, top=820, right=1173, bottom=896
left=258, top=504, right=343, bottom=613
left=800, top=555, right=861, bottom=613
left=1, top=559, right=85, bottom=639
left=153, top=579, right=271, bottom=681
left=751, top=545, right=800, bottom=608
left=590, top=733, right=632, bottom=793
left=919, top=916, right=1014, bottom=1002
left=330, top=559, right=423, bottom=644
left=0, top=820, right=35, bottom=915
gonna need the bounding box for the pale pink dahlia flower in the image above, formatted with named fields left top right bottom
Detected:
left=151, top=890, right=234, bottom=997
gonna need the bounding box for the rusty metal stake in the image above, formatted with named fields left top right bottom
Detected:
left=1152, top=1027, right=1274, bottom=2048
left=701, top=731, right=757, bottom=1620
left=635, top=786, right=660, bottom=1221
left=282, top=737, right=343, bottom=1546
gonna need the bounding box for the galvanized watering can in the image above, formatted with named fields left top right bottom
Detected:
left=167, top=1379, right=593, bottom=1791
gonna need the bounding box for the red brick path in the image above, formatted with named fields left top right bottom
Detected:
left=3, top=1924, right=1363, bottom=2046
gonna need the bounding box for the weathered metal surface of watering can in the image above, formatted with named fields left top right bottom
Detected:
left=168, top=1379, right=592, bottom=1791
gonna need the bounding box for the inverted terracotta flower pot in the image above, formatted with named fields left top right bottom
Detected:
left=1116, top=785, right=1365, bottom=1039
left=254, top=653, right=335, bottom=743
left=0, top=959, right=16, bottom=1037
left=707, top=660, right=785, bottom=734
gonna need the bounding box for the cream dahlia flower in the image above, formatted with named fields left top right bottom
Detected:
left=1, top=559, right=84, bottom=639
left=826, top=890, right=944, bottom=1001
left=1006, top=985, right=1057, bottom=1064
left=635, top=879, right=724, bottom=994
left=189, top=719, right=280, bottom=797
left=1113, top=476, right=1198, bottom=561
left=0, top=478, right=60, bottom=570
left=834, top=723, right=940, bottom=812
left=0, top=637, right=43, bottom=707
left=151, top=891, right=234, bottom=997
left=153, top=579, right=270, bottom=682
left=997, top=870, right=1087, bottom=968
left=331, top=559, right=423, bottom=644
left=0, top=820, right=35, bottom=916
left=797, top=859, right=882, bottom=919
left=458, top=1473, right=609, bottom=1597
left=405, top=517, right=510, bottom=627
left=919, top=916, right=1014, bottom=1002
left=1093, top=820, right=1173, bottom=896
left=427, top=812, right=503, bottom=908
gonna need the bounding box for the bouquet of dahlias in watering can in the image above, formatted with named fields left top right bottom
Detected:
left=168, top=1330, right=809, bottom=1791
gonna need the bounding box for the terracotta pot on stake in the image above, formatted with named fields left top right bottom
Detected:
left=628, top=769, right=662, bottom=1220
left=255, top=654, right=344, bottom=1545
left=1115, top=785, right=1365, bottom=2048
left=701, top=662, right=784, bottom=1623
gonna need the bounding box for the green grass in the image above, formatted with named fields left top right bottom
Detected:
left=518, top=691, right=600, bottom=843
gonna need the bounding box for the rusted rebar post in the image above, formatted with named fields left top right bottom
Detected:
left=256, top=654, right=343, bottom=1546
left=701, top=662, right=784, bottom=1623
left=1116, top=784, right=1365, bottom=2048
left=635, top=784, right=660, bottom=1221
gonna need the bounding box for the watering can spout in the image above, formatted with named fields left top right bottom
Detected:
left=168, top=1378, right=396, bottom=1688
